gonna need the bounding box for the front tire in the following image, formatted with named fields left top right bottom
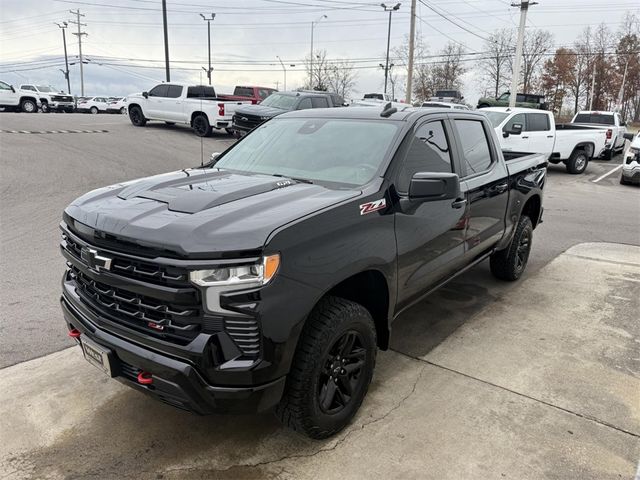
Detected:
left=192, top=114, right=211, bottom=137
left=128, top=106, right=147, bottom=126
left=41, top=102, right=50, bottom=113
left=90, top=106, right=99, bottom=114
left=276, top=296, right=377, bottom=439
left=620, top=175, right=630, bottom=185
left=490, top=215, right=533, bottom=281
left=566, top=150, right=588, bottom=174
left=20, top=99, right=37, bottom=113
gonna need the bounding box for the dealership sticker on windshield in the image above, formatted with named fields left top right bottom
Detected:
left=360, top=198, right=386, bottom=215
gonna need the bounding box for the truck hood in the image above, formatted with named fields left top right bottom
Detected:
left=65, top=168, right=360, bottom=258
left=234, top=104, right=288, bottom=118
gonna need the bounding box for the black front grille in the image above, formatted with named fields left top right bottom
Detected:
left=52, top=95, right=73, bottom=102
left=225, top=317, right=260, bottom=356
left=233, top=113, right=263, bottom=130
left=70, top=266, right=201, bottom=345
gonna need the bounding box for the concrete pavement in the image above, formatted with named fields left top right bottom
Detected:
left=1, top=242, right=638, bottom=479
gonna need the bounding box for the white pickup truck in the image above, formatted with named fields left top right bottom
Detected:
left=482, top=107, right=609, bottom=174
left=127, top=83, right=248, bottom=137
left=19, top=84, right=75, bottom=113
left=0, top=80, right=40, bottom=113
left=570, top=110, right=628, bottom=160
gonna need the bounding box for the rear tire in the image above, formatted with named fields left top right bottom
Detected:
left=119, top=107, right=126, bottom=114
left=20, top=99, right=37, bottom=113
left=192, top=114, right=211, bottom=137
left=566, top=150, right=588, bottom=174
left=90, top=106, right=99, bottom=114
left=602, top=149, right=613, bottom=160
left=490, top=215, right=533, bottom=281
left=276, top=296, right=377, bottom=439
left=128, top=106, right=147, bottom=126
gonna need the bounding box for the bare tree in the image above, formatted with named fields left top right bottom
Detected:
left=326, top=60, right=357, bottom=99
left=392, top=34, right=428, bottom=101
left=615, top=14, right=640, bottom=120
left=303, top=49, right=331, bottom=91
left=477, top=28, right=513, bottom=98
left=431, top=42, right=466, bottom=89
left=412, top=63, right=433, bottom=103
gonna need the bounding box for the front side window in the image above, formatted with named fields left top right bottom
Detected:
left=22, top=85, right=36, bottom=91
left=497, top=93, right=509, bottom=101
left=455, top=120, right=492, bottom=176
left=166, top=85, right=183, bottom=98
left=258, top=89, right=272, bottom=99
left=503, top=113, right=525, bottom=132
left=311, top=97, right=329, bottom=108
left=213, top=118, right=399, bottom=187
left=0, top=81, right=12, bottom=90
left=398, top=120, right=452, bottom=192
left=526, top=113, right=550, bottom=131
left=297, top=98, right=312, bottom=110
left=149, top=85, right=169, bottom=97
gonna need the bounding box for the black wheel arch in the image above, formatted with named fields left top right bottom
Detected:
left=571, top=142, right=595, bottom=159
left=191, top=110, right=209, bottom=125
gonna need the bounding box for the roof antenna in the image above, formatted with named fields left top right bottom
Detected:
left=380, top=101, right=397, bottom=118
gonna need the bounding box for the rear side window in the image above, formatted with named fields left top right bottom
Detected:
left=311, top=97, right=329, bottom=108
left=397, top=120, right=452, bottom=192
left=166, top=85, right=183, bottom=98
left=187, top=86, right=215, bottom=98
left=297, top=98, right=312, bottom=110
left=149, top=85, right=169, bottom=97
left=526, top=113, right=550, bottom=131
left=455, top=120, right=493, bottom=176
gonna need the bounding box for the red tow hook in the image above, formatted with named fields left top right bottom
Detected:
left=137, top=371, right=153, bottom=385
left=68, top=328, right=81, bottom=338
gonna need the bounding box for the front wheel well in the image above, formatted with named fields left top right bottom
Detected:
left=323, top=270, right=390, bottom=350
left=521, top=194, right=542, bottom=228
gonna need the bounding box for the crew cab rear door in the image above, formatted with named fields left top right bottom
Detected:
left=450, top=115, right=509, bottom=259
left=393, top=116, right=468, bottom=311
left=524, top=112, right=554, bottom=158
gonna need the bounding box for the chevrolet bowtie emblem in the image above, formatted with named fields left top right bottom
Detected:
left=80, top=247, right=113, bottom=271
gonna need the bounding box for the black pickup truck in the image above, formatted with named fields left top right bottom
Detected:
left=60, top=106, right=546, bottom=439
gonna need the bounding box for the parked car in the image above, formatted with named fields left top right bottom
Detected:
left=0, top=80, right=40, bottom=113
left=217, top=86, right=277, bottom=105
left=477, top=92, right=548, bottom=110
left=620, top=132, right=639, bottom=185
left=59, top=106, right=546, bottom=439
left=231, top=91, right=340, bottom=136
left=482, top=107, right=609, bottom=174
left=106, top=97, right=127, bottom=114
left=76, top=96, right=110, bottom=114
left=429, top=89, right=464, bottom=104
left=127, top=83, right=248, bottom=137
left=421, top=101, right=469, bottom=110
left=570, top=111, right=628, bottom=160
left=19, top=84, right=74, bottom=113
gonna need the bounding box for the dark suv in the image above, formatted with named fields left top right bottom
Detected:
left=231, top=91, right=340, bottom=136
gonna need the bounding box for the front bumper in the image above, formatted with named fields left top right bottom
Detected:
left=49, top=101, right=75, bottom=110
left=61, top=294, right=286, bottom=414
left=621, top=167, right=640, bottom=184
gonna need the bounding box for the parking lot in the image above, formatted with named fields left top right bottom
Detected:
left=1, top=113, right=639, bottom=479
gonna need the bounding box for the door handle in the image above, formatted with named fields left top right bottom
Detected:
left=492, top=182, right=508, bottom=194
left=546, top=135, right=553, bottom=138
left=452, top=198, right=467, bottom=209
left=521, top=136, right=529, bottom=139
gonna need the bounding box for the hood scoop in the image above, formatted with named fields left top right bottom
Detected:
left=118, top=169, right=298, bottom=214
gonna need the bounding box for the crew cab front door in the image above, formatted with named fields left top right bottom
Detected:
left=145, top=84, right=170, bottom=118
left=394, top=117, right=468, bottom=311
left=0, top=81, right=18, bottom=106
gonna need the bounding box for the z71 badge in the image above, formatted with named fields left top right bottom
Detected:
left=359, top=198, right=386, bottom=215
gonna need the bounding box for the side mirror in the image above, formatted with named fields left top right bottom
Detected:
left=142, top=91, right=149, bottom=99
left=408, top=172, right=460, bottom=202
left=504, top=123, right=523, bottom=137
left=210, top=152, right=221, bottom=162
left=623, top=132, right=634, bottom=141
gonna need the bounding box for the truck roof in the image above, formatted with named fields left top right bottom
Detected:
left=575, top=110, right=616, bottom=115
left=280, top=106, right=488, bottom=123
left=480, top=107, right=550, bottom=114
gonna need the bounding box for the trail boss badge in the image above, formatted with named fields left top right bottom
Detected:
left=359, top=198, right=386, bottom=215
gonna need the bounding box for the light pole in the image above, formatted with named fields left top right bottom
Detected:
left=276, top=56, right=295, bottom=91
left=55, top=22, right=71, bottom=94
left=310, top=14, right=327, bottom=89
left=200, top=13, right=215, bottom=85
left=381, top=3, right=400, bottom=97
left=509, top=0, right=537, bottom=107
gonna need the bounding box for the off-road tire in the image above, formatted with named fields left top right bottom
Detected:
left=490, top=215, right=533, bottom=281
left=276, top=296, right=377, bottom=439
left=128, top=106, right=146, bottom=126
left=566, top=150, right=588, bottom=174
left=192, top=114, right=211, bottom=137
left=20, top=99, right=37, bottom=113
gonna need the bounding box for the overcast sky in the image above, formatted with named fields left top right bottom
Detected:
left=1, top=0, right=638, bottom=104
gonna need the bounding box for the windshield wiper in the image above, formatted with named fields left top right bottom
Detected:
left=272, top=173, right=314, bottom=184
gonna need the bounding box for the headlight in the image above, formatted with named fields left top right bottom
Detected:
left=189, top=254, right=280, bottom=313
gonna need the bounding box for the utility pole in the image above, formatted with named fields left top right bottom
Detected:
left=56, top=22, right=71, bottom=95
left=589, top=61, right=596, bottom=110
left=381, top=3, right=401, bottom=97
left=617, top=60, right=628, bottom=114
left=69, top=10, right=87, bottom=96
left=406, top=0, right=416, bottom=104
left=200, top=13, right=215, bottom=85
left=508, top=0, right=536, bottom=108
left=276, top=56, right=295, bottom=91
left=310, top=14, right=327, bottom=89
left=162, top=0, right=170, bottom=81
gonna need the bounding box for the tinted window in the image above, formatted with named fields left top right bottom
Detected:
left=234, top=87, right=254, bottom=97
left=526, top=113, right=550, bottom=131
left=166, top=85, right=183, bottom=98
left=364, top=93, right=383, bottom=100
left=573, top=113, right=615, bottom=125
left=149, top=85, right=169, bottom=97
left=297, top=98, right=312, bottom=110
left=455, top=120, right=492, bottom=175
left=311, top=97, right=329, bottom=108
left=503, top=113, right=525, bottom=132
left=22, top=85, right=36, bottom=91
left=516, top=94, right=525, bottom=102
left=398, top=121, right=452, bottom=192
left=187, top=86, right=215, bottom=98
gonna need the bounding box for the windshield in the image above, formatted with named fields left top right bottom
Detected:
left=259, top=93, right=297, bottom=110
left=483, top=111, right=510, bottom=127
left=573, top=113, right=615, bottom=125
left=36, top=85, right=55, bottom=92
left=213, top=118, right=399, bottom=187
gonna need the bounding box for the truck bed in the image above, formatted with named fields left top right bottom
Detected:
left=503, top=151, right=548, bottom=175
